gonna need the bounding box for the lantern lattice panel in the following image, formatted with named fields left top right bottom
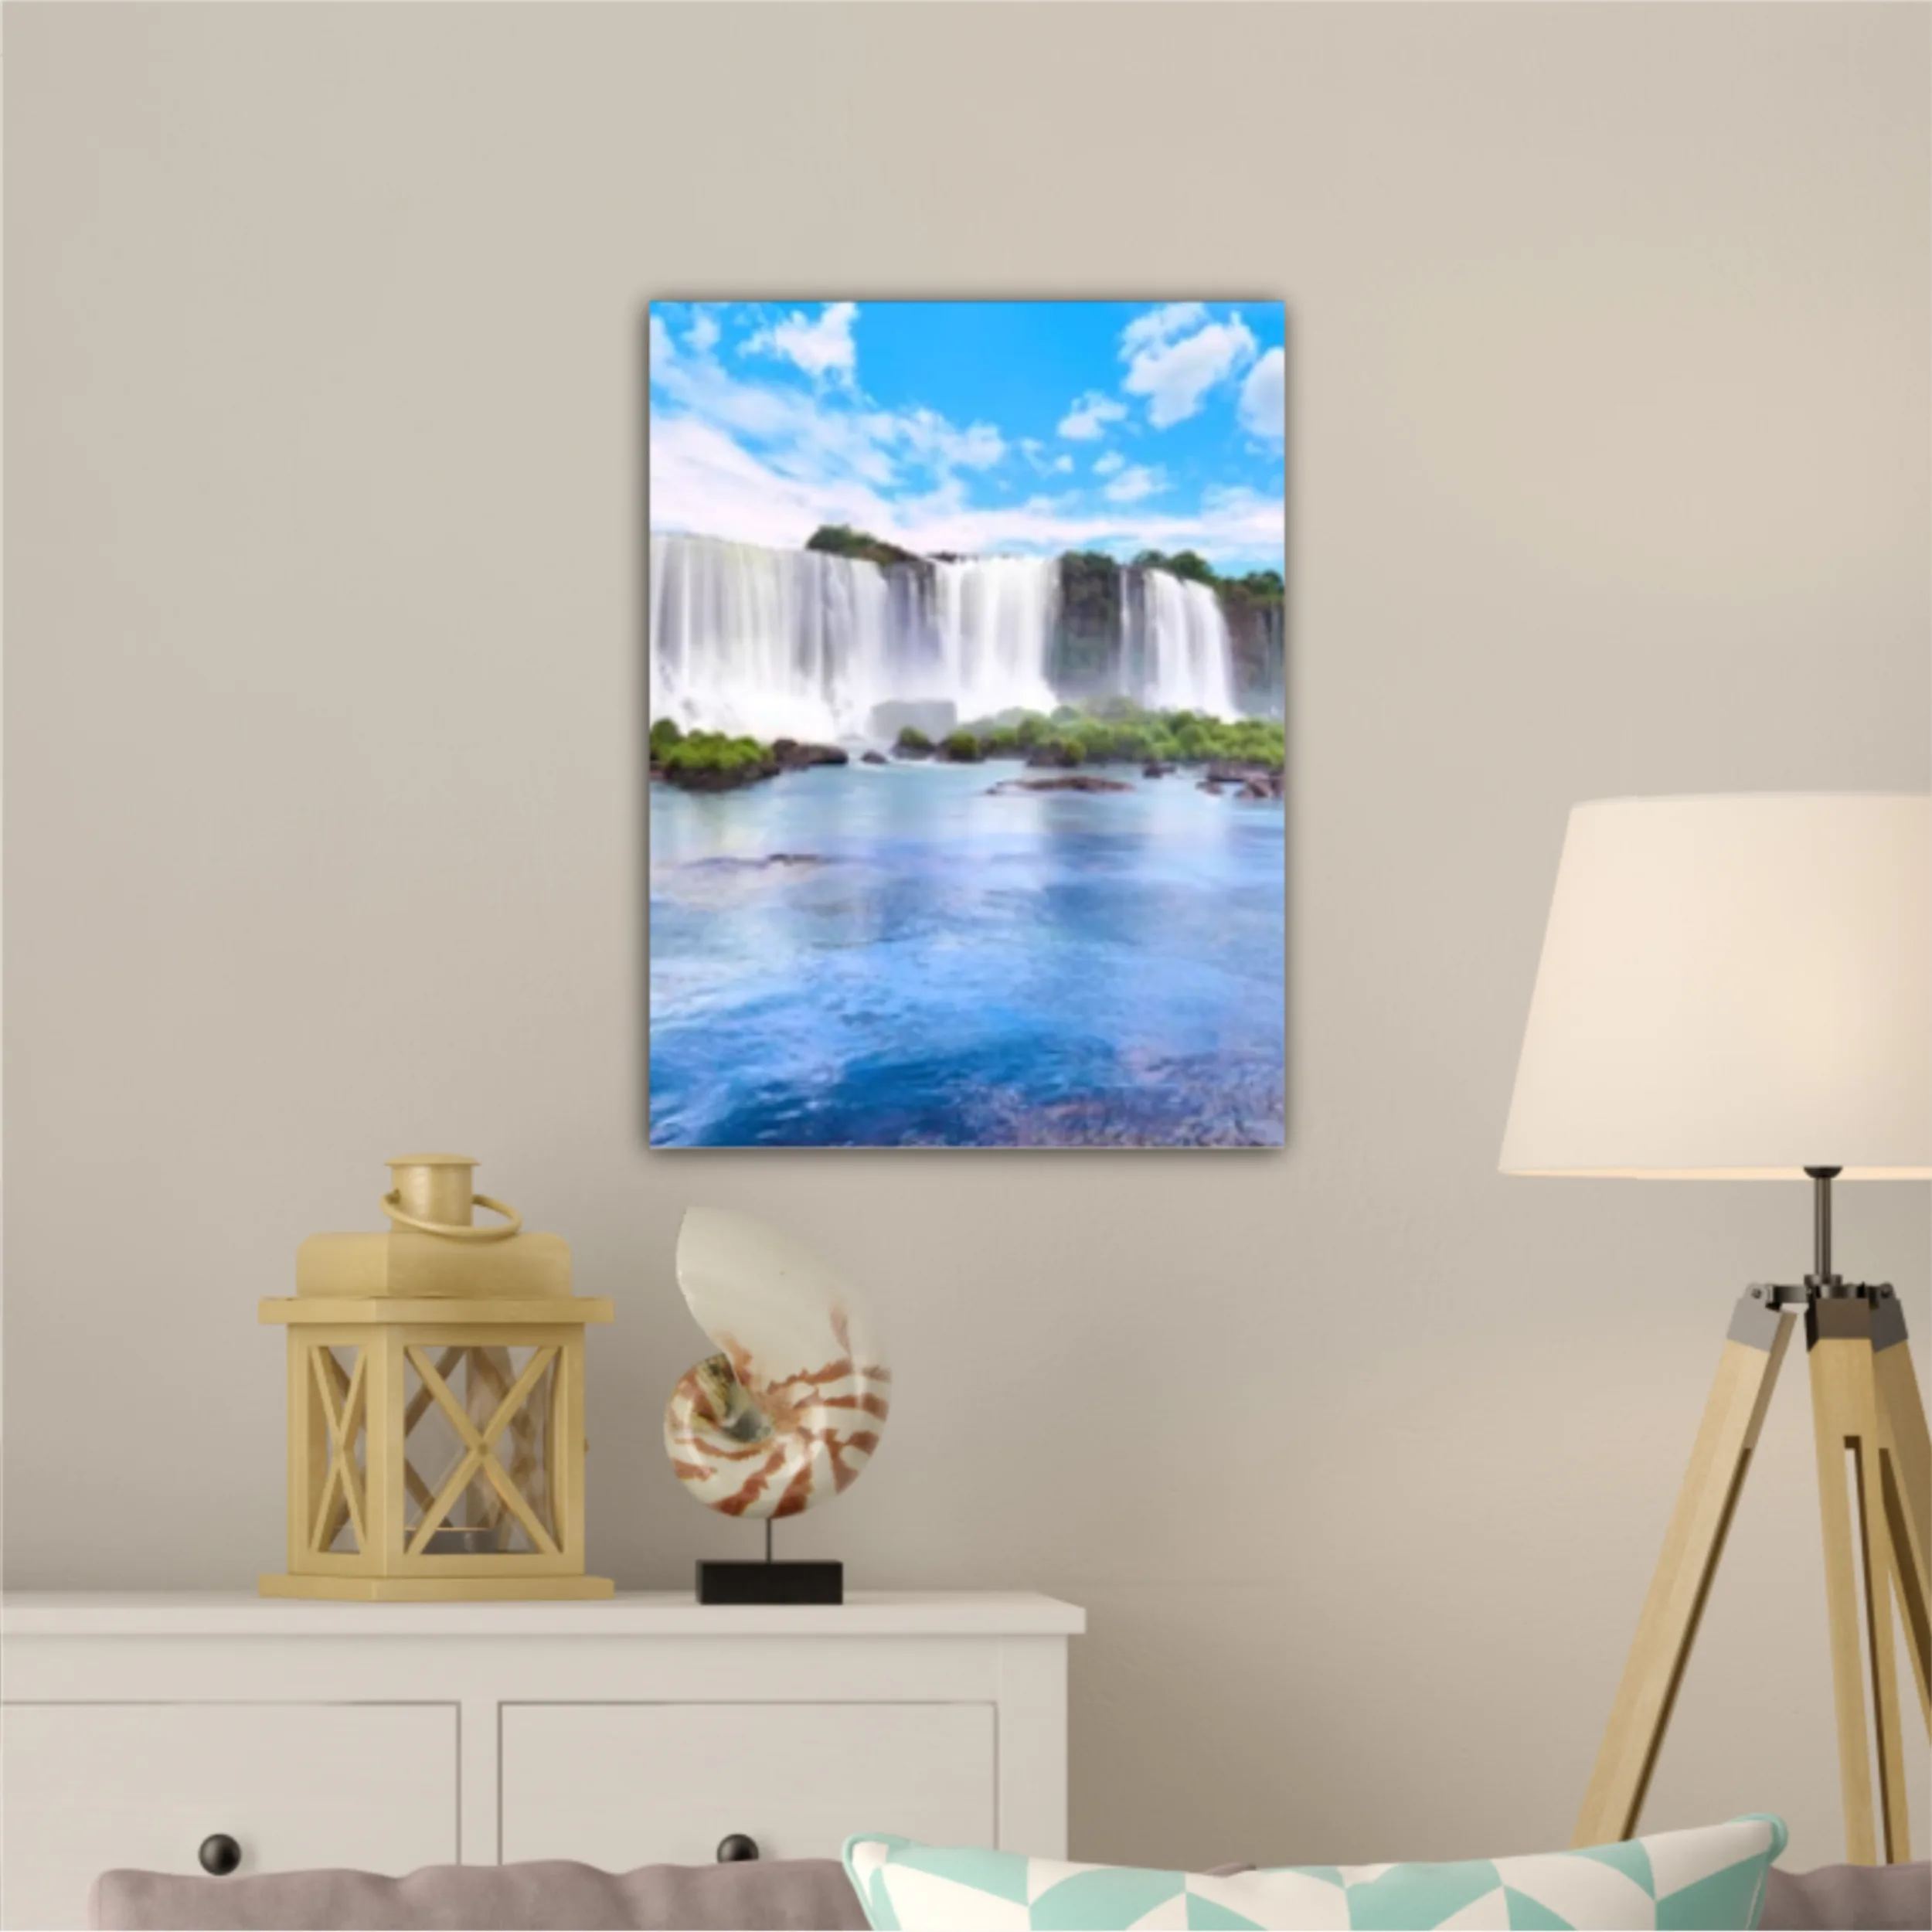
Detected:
left=400, top=1343, right=559, bottom=1558
left=265, top=1313, right=610, bottom=1601
left=312, top=1345, right=369, bottom=1556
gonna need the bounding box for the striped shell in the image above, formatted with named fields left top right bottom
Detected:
left=663, top=1207, right=889, bottom=1519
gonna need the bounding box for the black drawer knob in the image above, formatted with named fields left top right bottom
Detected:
left=198, top=1835, right=243, bottom=1877
left=716, top=1833, right=760, bottom=1863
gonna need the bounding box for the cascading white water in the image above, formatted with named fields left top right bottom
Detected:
left=650, top=533, right=895, bottom=742
left=930, top=555, right=1061, bottom=720
left=649, top=532, right=1244, bottom=739
left=1134, top=569, right=1237, bottom=717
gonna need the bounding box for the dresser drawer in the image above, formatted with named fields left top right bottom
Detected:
left=1, top=1702, right=458, bottom=1930
left=501, top=1702, right=995, bottom=1868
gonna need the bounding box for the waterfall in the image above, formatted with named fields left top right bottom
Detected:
left=649, top=533, right=895, bottom=742
left=1132, top=568, right=1237, bottom=717
left=930, top=556, right=1061, bottom=720
left=650, top=532, right=1246, bottom=739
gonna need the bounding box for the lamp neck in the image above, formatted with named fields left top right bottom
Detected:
left=1805, top=1165, right=1846, bottom=1294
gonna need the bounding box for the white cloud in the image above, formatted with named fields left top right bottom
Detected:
left=653, top=403, right=1281, bottom=568
left=743, top=301, right=860, bottom=384
left=648, top=305, right=1284, bottom=570
left=652, top=345, right=899, bottom=488
left=686, top=311, right=721, bottom=355
left=1119, top=302, right=1207, bottom=358
left=1103, top=464, right=1168, bottom=505
left=650, top=341, right=1018, bottom=545
left=1238, top=347, right=1284, bottom=440
left=1122, top=311, right=1258, bottom=428
left=1021, top=440, right=1077, bottom=477
left=1057, top=390, right=1128, bottom=440
left=889, top=407, right=1005, bottom=472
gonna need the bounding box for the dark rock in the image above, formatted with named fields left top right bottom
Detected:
left=1203, top=760, right=1283, bottom=800
left=893, top=743, right=934, bottom=760
left=1056, top=553, right=1125, bottom=696
left=861, top=750, right=888, bottom=766
left=1143, top=761, right=1175, bottom=778
left=686, top=852, right=827, bottom=871
left=770, top=739, right=849, bottom=771
left=991, top=774, right=1134, bottom=795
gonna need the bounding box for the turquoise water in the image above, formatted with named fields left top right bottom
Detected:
left=648, top=761, right=1284, bottom=1148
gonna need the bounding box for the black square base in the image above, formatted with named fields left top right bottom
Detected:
left=696, top=1559, right=843, bottom=1605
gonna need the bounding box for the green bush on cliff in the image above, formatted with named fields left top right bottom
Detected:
left=1132, top=551, right=1283, bottom=610
left=1131, top=548, right=1215, bottom=587
left=896, top=726, right=932, bottom=753
left=649, top=717, right=684, bottom=758
left=807, top=524, right=920, bottom=570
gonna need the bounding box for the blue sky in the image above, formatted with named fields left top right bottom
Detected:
left=648, top=301, right=1285, bottom=574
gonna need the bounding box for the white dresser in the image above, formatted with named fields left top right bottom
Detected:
left=1, top=1590, right=1083, bottom=1930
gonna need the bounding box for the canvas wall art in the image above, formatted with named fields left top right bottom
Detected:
left=647, top=300, right=1286, bottom=1148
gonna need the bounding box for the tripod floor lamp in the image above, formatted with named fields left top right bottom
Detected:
left=1501, top=793, right=1930, bottom=1865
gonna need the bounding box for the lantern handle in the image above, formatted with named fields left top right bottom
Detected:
left=380, top=1189, right=522, bottom=1242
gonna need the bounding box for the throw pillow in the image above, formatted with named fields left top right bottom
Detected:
left=844, top=1814, right=1787, bottom=1931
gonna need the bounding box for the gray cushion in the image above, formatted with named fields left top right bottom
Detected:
left=90, top=1853, right=1932, bottom=1930
left=1761, top=1861, right=1931, bottom=1931
left=89, top=1857, right=870, bottom=1930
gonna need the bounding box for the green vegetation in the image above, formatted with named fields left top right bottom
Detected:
left=649, top=717, right=684, bottom=757
left=895, top=725, right=933, bottom=753
left=656, top=730, right=774, bottom=787
left=939, top=730, right=984, bottom=763
left=806, top=524, right=920, bottom=570
left=1132, top=547, right=1216, bottom=587
left=957, top=702, right=1283, bottom=772
left=1060, top=551, right=1122, bottom=619
left=1134, top=549, right=1284, bottom=607
left=804, top=526, right=1281, bottom=608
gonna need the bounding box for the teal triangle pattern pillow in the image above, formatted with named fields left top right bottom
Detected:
left=844, top=1815, right=1786, bottom=1931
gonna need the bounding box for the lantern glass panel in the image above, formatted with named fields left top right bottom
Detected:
left=401, top=1344, right=560, bottom=1557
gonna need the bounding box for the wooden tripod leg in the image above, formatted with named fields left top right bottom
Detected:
left=1574, top=1295, right=1793, bottom=1848
left=1870, top=1301, right=1930, bottom=1732
left=1809, top=1301, right=1910, bottom=1864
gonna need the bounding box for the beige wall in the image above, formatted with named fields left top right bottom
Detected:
left=6, top=0, right=1928, bottom=1873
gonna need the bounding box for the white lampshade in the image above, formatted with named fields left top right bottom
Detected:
left=1501, top=794, right=1932, bottom=1179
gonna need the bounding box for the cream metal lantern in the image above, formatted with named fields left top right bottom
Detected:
left=260, top=1156, right=614, bottom=1601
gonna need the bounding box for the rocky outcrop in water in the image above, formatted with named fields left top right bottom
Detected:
left=991, top=775, right=1135, bottom=795
left=770, top=740, right=849, bottom=770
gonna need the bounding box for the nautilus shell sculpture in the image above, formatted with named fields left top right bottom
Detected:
left=663, top=1208, right=889, bottom=1519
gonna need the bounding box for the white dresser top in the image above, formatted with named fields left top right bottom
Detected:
left=2, top=1590, right=1085, bottom=1639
